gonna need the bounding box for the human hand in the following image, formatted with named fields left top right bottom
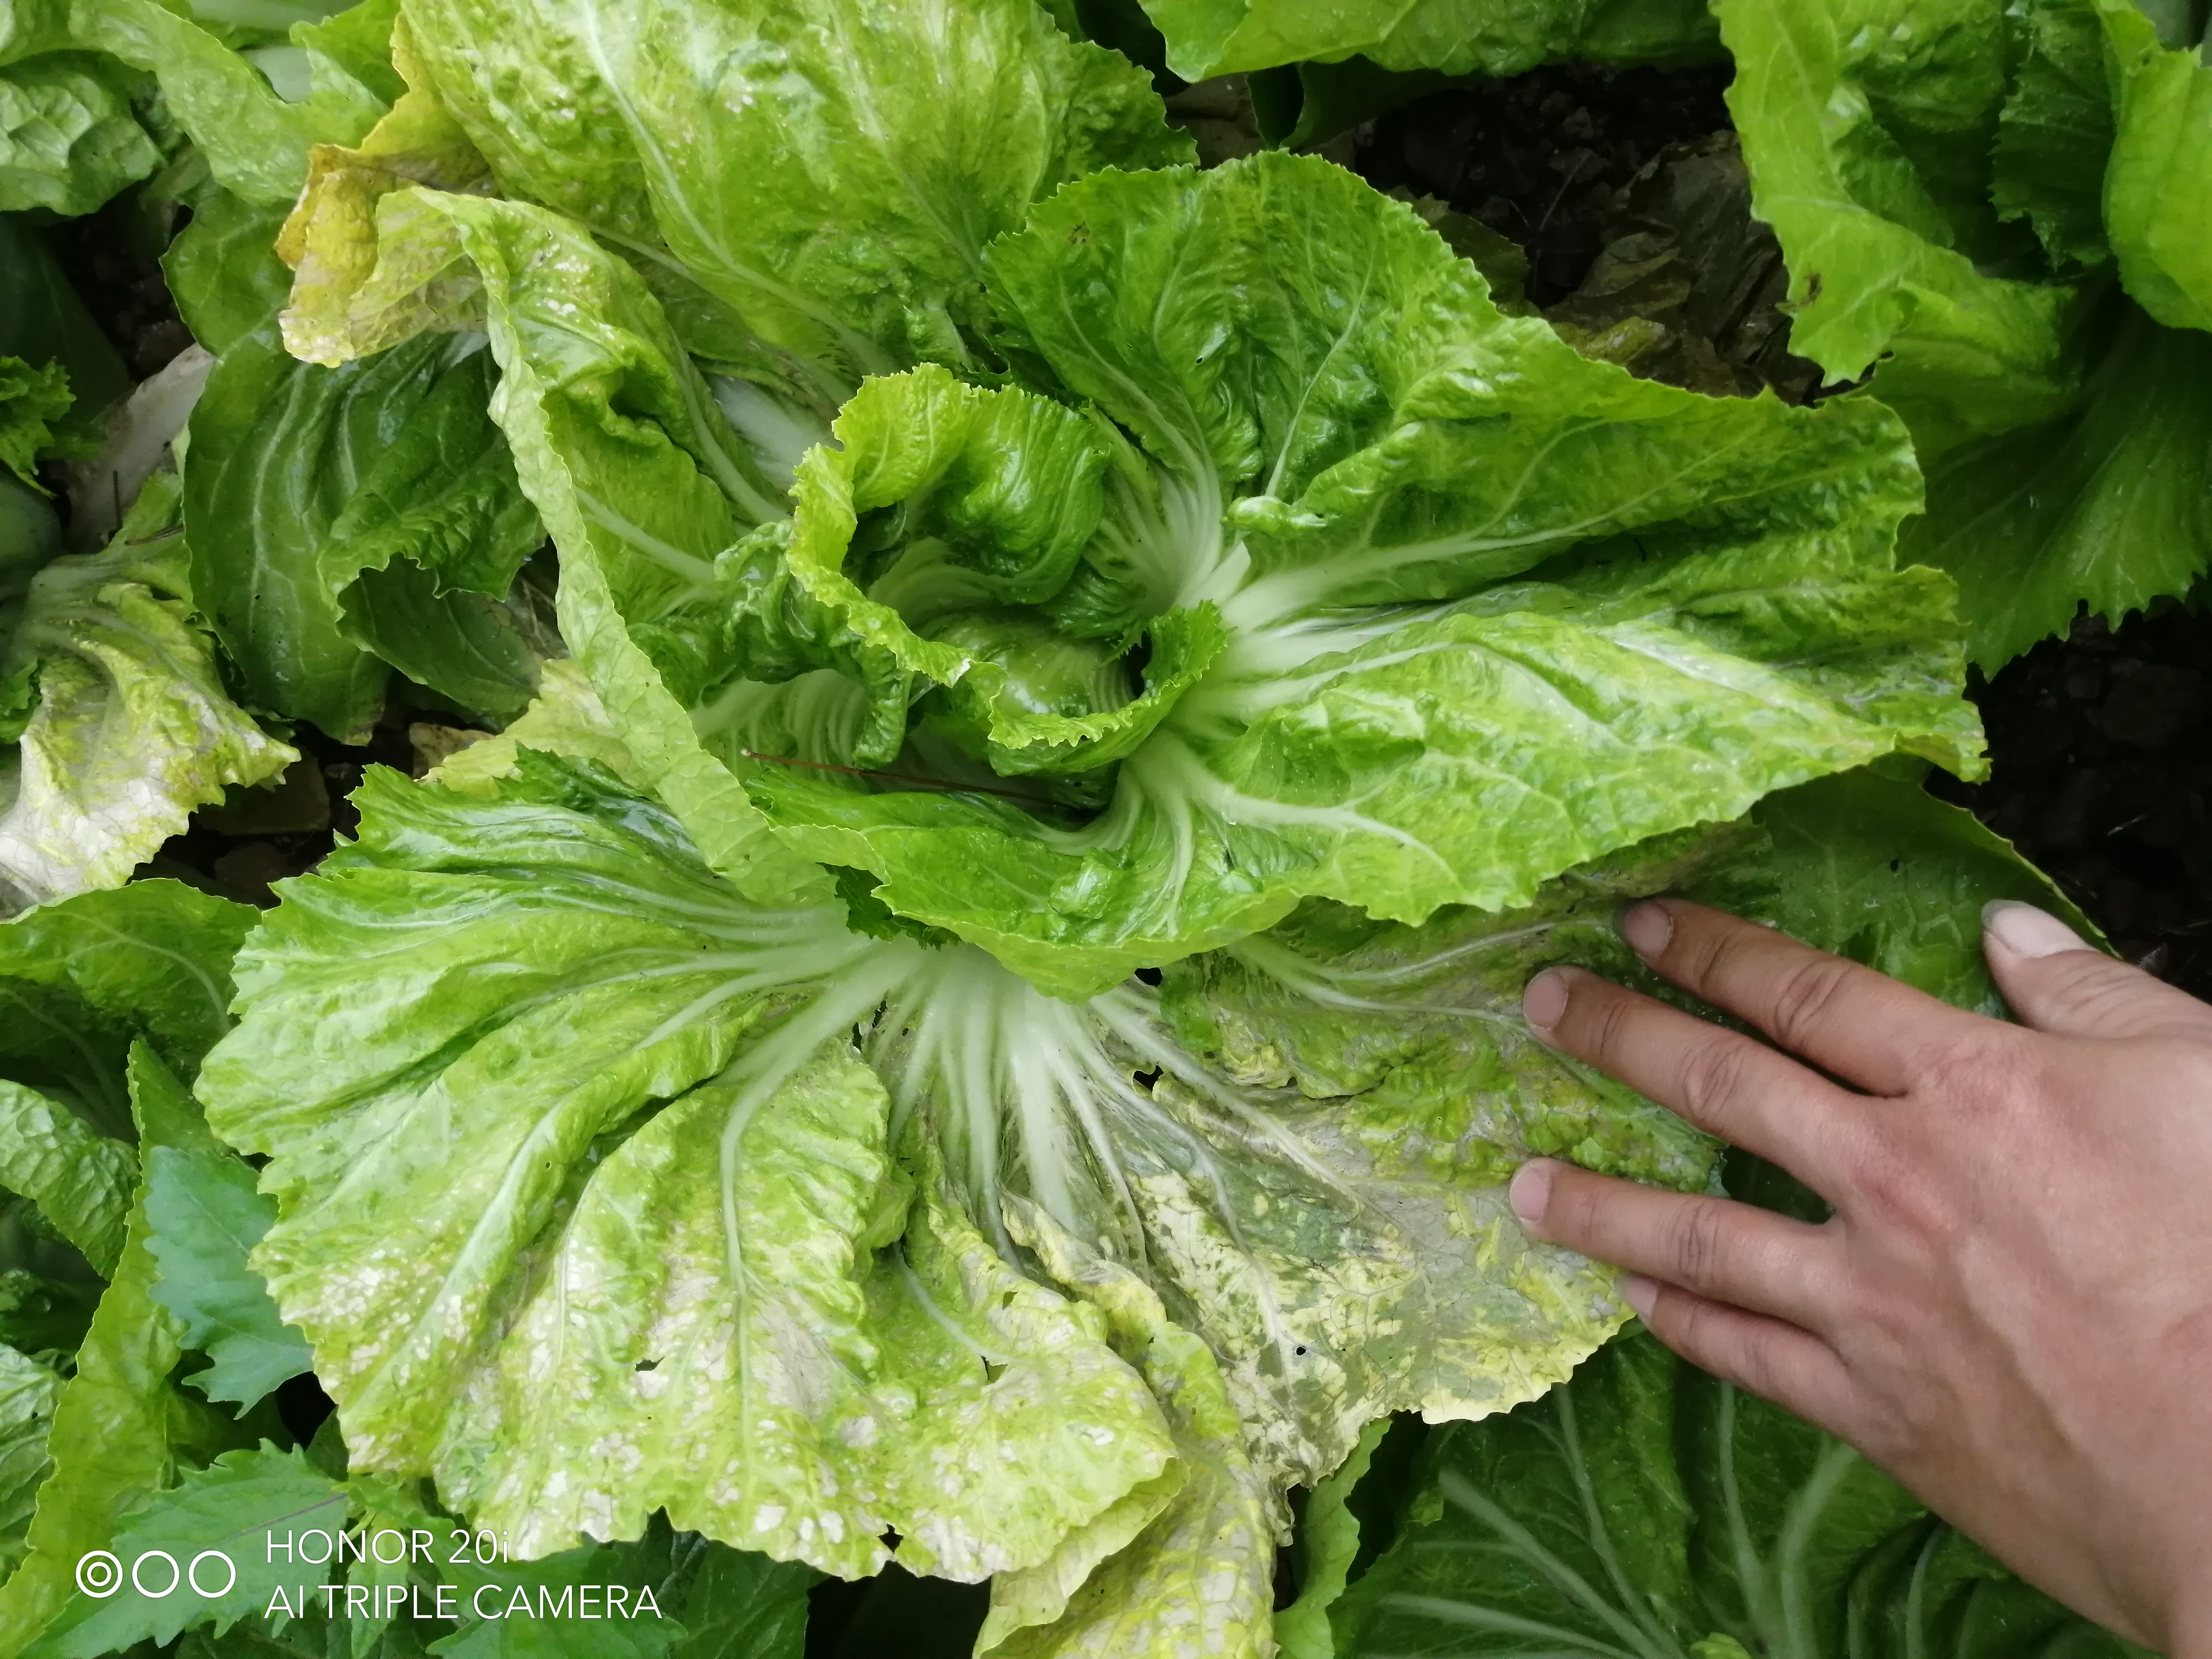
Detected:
left=1511, top=899, right=2212, bottom=1655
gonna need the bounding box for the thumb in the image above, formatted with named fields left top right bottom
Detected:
left=1982, top=901, right=2211, bottom=1040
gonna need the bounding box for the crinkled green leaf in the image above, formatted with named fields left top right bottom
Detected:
left=325, top=350, right=547, bottom=721
left=0, top=1081, right=135, bottom=1275
left=1, top=474, right=295, bottom=911
left=392, top=0, right=1191, bottom=393
left=1325, top=1330, right=2135, bottom=1659
left=0, top=1045, right=240, bottom=1659
left=428, top=658, right=646, bottom=796
left=727, top=156, right=1980, bottom=995
left=271, top=20, right=495, bottom=367
left=0, top=356, right=72, bottom=492
left=1900, top=290, right=2212, bottom=671
left=192, top=757, right=1724, bottom=1611
left=198, top=759, right=1181, bottom=1583
left=288, top=191, right=828, bottom=897
left=289, top=0, right=404, bottom=146
left=978, top=1207, right=1275, bottom=1659
left=193, top=745, right=2097, bottom=1658
left=1136, top=0, right=1719, bottom=80
left=0, top=876, right=259, bottom=1108
left=1992, top=0, right=2115, bottom=268
left=0, top=51, right=160, bottom=217
left=142, top=1147, right=313, bottom=1412
left=0, top=0, right=309, bottom=205
left=1716, top=0, right=2078, bottom=451
left=21, top=1444, right=349, bottom=1658
left=2098, top=0, right=2212, bottom=332
left=738, top=363, right=1217, bottom=780
left=176, top=325, right=411, bottom=738
left=182, top=326, right=541, bottom=739
left=325, top=347, right=541, bottom=604
left=293, top=155, right=1985, bottom=997
left=0, top=1342, right=62, bottom=1579
left=294, top=0, right=406, bottom=107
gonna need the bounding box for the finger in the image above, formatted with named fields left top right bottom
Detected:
left=1523, top=965, right=1866, bottom=1180
left=1618, top=899, right=1980, bottom=1095
left=1512, top=1158, right=1842, bottom=1327
left=1982, top=901, right=2212, bottom=1041
left=1623, top=1275, right=1858, bottom=1441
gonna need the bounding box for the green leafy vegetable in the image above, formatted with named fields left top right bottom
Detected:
left=0, top=52, right=161, bottom=217
left=1130, top=0, right=1719, bottom=81
left=387, top=0, right=1192, bottom=390
left=0, top=884, right=264, bottom=1654
left=1, top=0, right=311, bottom=207
left=0, top=876, right=259, bottom=1102
left=23, top=1444, right=350, bottom=1658
left=978, top=1215, right=1277, bottom=1658
left=292, top=148, right=1982, bottom=996
left=162, top=190, right=294, bottom=357
left=1326, top=1329, right=2138, bottom=1659
left=1714, top=0, right=2077, bottom=453
left=0, top=3, right=2180, bottom=1653
left=430, top=1536, right=686, bottom=1659
left=0, top=473, right=295, bottom=913
left=1901, top=292, right=2212, bottom=671
left=182, top=327, right=543, bottom=740
left=190, top=733, right=2087, bottom=1658
left=0, top=1345, right=62, bottom=1579
left=193, top=754, right=1718, bottom=1608
left=200, top=758, right=1190, bottom=1582
left=143, top=1145, right=314, bottom=1411
left=0, top=358, right=72, bottom=493
left=2098, top=0, right=2212, bottom=333
left=0, top=1083, right=134, bottom=1276
left=1992, top=0, right=2115, bottom=270
left=1257, top=1407, right=1389, bottom=1658
left=0, top=1046, right=249, bottom=1659
left=663, top=1539, right=817, bottom=1659
left=1706, top=0, right=2212, bottom=665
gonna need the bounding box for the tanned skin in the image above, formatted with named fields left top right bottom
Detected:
left=1512, top=899, right=2212, bottom=1656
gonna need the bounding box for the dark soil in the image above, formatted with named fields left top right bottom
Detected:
left=1356, top=62, right=1736, bottom=305
left=139, top=700, right=476, bottom=907
left=47, top=195, right=195, bottom=380
left=804, top=1566, right=987, bottom=1659
left=1352, top=65, right=1821, bottom=399
left=1932, top=607, right=2212, bottom=1000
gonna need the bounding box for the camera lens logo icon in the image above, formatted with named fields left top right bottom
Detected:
left=72, top=1550, right=236, bottom=1599
left=75, top=1552, right=122, bottom=1597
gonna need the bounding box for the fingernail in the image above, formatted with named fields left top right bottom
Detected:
left=1508, top=1160, right=1554, bottom=1229
left=1618, top=900, right=1673, bottom=959
left=1619, top=1273, right=1658, bottom=1318
left=1521, top=968, right=1570, bottom=1030
left=1982, top=900, right=2090, bottom=959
